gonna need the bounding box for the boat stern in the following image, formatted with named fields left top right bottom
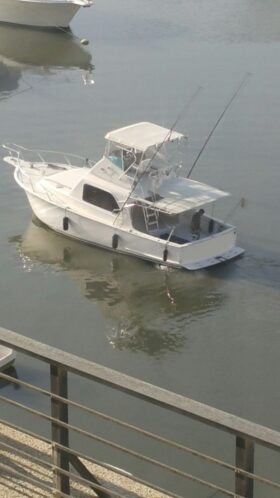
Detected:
left=182, top=246, right=244, bottom=270
left=177, top=227, right=244, bottom=271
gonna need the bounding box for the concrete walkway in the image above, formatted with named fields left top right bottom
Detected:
left=0, top=423, right=171, bottom=498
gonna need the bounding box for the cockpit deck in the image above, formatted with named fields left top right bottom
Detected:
left=130, top=203, right=229, bottom=245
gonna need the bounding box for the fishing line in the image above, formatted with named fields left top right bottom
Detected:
left=224, top=197, right=245, bottom=222
left=187, top=72, right=252, bottom=178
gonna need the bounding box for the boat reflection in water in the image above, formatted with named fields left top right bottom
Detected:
left=0, top=23, right=93, bottom=99
left=0, top=61, right=21, bottom=100
left=11, top=219, right=228, bottom=357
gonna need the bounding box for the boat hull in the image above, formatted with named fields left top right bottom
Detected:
left=0, top=0, right=81, bottom=28
left=25, top=191, right=244, bottom=271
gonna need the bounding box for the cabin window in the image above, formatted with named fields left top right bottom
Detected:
left=83, top=185, right=119, bottom=212
left=109, top=149, right=123, bottom=169
left=106, top=141, right=143, bottom=171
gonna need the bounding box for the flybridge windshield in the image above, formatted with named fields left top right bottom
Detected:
left=144, top=139, right=187, bottom=173
left=105, top=137, right=188, bottom=176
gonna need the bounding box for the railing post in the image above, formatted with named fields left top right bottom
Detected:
left=50, top=364, right=70, bottom=495
left=235, top=437, right=254, bottom=498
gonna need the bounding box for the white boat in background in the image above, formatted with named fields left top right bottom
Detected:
left=0, top=24, right=94, bottom=101
left=0, top=0, right=92, bottom=28
left=0, top=346, right=16, bottom=370
left=3, top=122, right=244, bottom=271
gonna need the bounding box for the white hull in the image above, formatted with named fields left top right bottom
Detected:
left=25, top=191, right=244, bottom=270
left=3, top=123, right=244, bottom=272
left=0, top=0, right=85, bottom=28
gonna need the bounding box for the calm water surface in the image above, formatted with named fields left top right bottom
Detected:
left=0, top=1, right=280, bottom=496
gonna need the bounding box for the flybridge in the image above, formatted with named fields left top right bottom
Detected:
left=131, top=176, right=229, bottom=215
left=101, top=123, right=228, bottom=215
left=105, top=122, right=186, bottom=152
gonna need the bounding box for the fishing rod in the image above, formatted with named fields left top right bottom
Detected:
left=115, top=85, right=203, bottom=220
left=187, top=72, right=251, bottom=179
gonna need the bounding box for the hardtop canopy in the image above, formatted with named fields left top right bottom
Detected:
left=105, top=122, right=186, bottom=152
left=133, top=176, right=230, bottom=214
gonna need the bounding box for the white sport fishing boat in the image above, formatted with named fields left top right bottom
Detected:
left=0, top=0, right=92, bottom=28
left=3, top=122, right=244, bottom=271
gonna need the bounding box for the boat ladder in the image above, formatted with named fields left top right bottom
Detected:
left=143, top=206, right=159, bottom=232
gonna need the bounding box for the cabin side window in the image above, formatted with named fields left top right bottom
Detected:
left=83, top=185, right=119, bottom=212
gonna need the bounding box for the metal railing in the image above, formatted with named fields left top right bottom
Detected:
left=2, top=143, right=96, bottom=169
left=0, top=326, right=279, bottom=498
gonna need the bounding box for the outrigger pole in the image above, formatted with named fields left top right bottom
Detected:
left=187, top=72, right=251, bottom=179
left=115, top=85, right=203, bottom=219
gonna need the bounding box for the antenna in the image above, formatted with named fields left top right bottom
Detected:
left=187, top=73, right=251, bottom=179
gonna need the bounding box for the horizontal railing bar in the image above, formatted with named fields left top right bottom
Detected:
left=0, top=397, right=240, bottom=498
left=0, top=371, right=244, bottom=473
left=6, top=458, right=49, bottom=483
left=1, top=327, right=279, bottom=451
left=234, top=469, right=280, bottom=491
left=0, top=461, right=53, bottom=493
left=0, top=436, right=122, bottom=498
left=56, top=464, right=132, bottom=498
left=2, top=444, right=122, bottom=498
left=60, top=457, right=236, bottom=498
left=0, top=418, right=133, bottom=481
left=0, top=417, right=134, bottom=484
left=3, top=142, right=92, bottom=162
left=1, top=414, right=279, bottom=495
left=0, top=418, right=50, bottom=446
left=54, top=493, right=73, bottom=498
left=0, top=448, right=119, bottom=498
left=2, top=375, right=280, bottom=491
left=62, top=436, right=279, bottom=494
left=0, top=439, right=52, bottom=470
left=0, top=480, right=49, bottom=498
left=55, top=443, right=184, bottom=498
left=56, top=464, right=125, bottom=498
left=0, top=418, right=182, bottom=498
left=55, top=492, right=103, bottom=498
left=4, top=433, right=182, bottom=498
left=1, top=395, right=280, bottom=492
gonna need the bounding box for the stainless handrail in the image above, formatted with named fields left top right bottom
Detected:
left=0, top=326, right=279, bottom=498
left=3, top=143, right=96, bottom=169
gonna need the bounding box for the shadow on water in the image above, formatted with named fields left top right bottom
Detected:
left=0, top=61, right=21, bottom=100
left=0, top=366, right=20, bottom=390
left=0, top=23, right=94, bottom=100
left=9, top=219, right=228, bottom=357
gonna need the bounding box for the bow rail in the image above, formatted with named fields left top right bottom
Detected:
left=2, top=143, right=96, bottom=170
